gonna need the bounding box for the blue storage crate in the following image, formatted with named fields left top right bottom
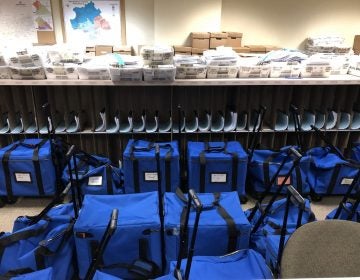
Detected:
left=164, top=191, right=250, bottom=266
left=187, top=141, right=248, bottom=195
left=74, top=192, right=162, bottom=279
left=0, top=139, right=57, bottom=198
left=123, top=140, right=180, bottom=193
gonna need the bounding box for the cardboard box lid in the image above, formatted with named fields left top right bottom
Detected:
left=227, top=32, right=243, bottom=38
left=233, top=47, right=250, bottom=53
left=192, top=32, right=210, bottom=39
left=264, top=45, right=281, bottom=52
left=246, top=45, right=267, bottom=52
left=86, top=46, right=95, bottom=52
left=113, top=45, right=132, bottom=52
left=191, top=47, right=206, bottom=53
left=174, top=46, right=192, bottom=52
left=210, top=32, right=228, bottom=39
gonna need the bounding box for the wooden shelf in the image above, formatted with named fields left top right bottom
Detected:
left=1, top=74, right=360, bottom=86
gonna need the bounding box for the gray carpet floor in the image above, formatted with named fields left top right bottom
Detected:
left=0, top=196, right=341, bottom=232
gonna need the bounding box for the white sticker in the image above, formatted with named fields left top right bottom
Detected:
left=211, top=173, right=227, bottom=183
left=14, top=173, right=31, bottom=183
left=341, top=178, right=354, bottom=185
left=88, top=176, right=103, bottom=186
left=144, top=172, right=158, bottom=181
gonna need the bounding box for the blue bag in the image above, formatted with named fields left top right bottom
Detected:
left=2, top=267, right=53, bottom=280
left=265, top=235, right=291, bottom=271
left=351, top=143, right=360, bottom=162
left=93, top=271, right=122, bottom=280
left=0, top=139, right=58, bottom=198
left=158, top=249, right=273, bottom=280
left=123, top=140, right=180, bottom=193
left=326, top=202, right=360, bottom=222
left=0, top=204, right=75, bottom=280
left=74, top=193, right=162, bottom=279
left=62, top=154, right=123, bottom=195
left=307, top=147, right=360, bottom=195
left=164, top=191, right=250, bottom=266
left=246, top=198, right=315, bottom=257
left=187, top=141, right=248, bottom=195
left=248, top=146, right=311, bottom=195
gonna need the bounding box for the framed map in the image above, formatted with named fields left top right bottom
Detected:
left=61, top=0, right=124, bottom=45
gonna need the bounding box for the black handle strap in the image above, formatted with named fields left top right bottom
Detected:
left=326, top=164, right=342, bottom=195
left=199, top=142, right=237, bottom=193
left=0, top=219, right=50, bottom=264
left=212, top=192, right=238, bottom=253
left=32, top=139, right=48, bottom=196
left=131, top=142, right=173, bottom=193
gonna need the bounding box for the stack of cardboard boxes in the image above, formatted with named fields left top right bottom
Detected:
left=353, top=35, right=360, bottom=55
left=86, top=45, right=133, bottom=57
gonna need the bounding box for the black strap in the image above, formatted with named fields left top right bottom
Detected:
left=213, top=193, right=238, bottom=253
left=106, top=165, right=113, bottom=195
left=0, top=219, right=50, bottom=264
left=295, top=165, right=303, bottom=194
left=179, top=206, right=189, bottom=259
left=132, top=156, right=140, bottom=193
left=2, top=143, right=20, bottom=200
left=32, top=139, right=47, bottom=196
left=0, top=268, right=35, bottom=279
left=165, top=150, right=172, bottom=192
left=199, top=142, right=232, bottom=193
left=224, top=152, right=238, bottom=192
left=327, top=164, right=342, bottom=195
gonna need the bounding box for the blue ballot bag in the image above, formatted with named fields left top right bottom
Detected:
left=3, top=267, right=53, bottom=280
left=164, top=190, right=251, bottom=266
left=307, top=147, right=360, bottom=195
left=0, top=203, right=75, bottom=280
left=248, top=146, right=311, bottom=195
left=0, top=139, right=58, bottom=198
left=123, top=140, right=180, bottom=193
left=62, top=153, right=124, bottom=195
left=187, top=141, right=248, bottom=195
left=74, top=193, right=162, bottom=279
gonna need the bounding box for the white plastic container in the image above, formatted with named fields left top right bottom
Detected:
left=77, top=66, right=110, bottom=80
left=176, top=65, right=207, bottom=79
left=239, top=64, right=270, bottom=78
left=270, top=62, right=302, bottom=78
left=109, top=66, right=143, bottom=81
left=143, top=65, right=176, bottom=81
left=301, top=62, right=332, bottom=78
left=203, top=48, right=239, bottom=66
left=0, top=66, right=11, bottom=79
left=44, top=64, right=79, bottom=80
left=141, top=46, right=174, bottom=66
left=348, top=56, right=360, bottom=77
left=8, top=53, right=43, bottom=68
left=207, top=65, right=238, bottom=79
left=9, top=66, right=46, bottom=80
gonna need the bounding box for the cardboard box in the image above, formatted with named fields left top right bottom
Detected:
left=225, top=32, right=243, bottom=48
left=191, top=48, right=206, bottom=56
left=353, top=35, right=360, bottom=55
left=86, top=46, right=95, bottom=53
left=233, top=47, right=250, bottom=53
left=246, top=45, right=267, bottom=53
left=174, top=46, right=192, bottom=55
left=192, top=32, right=210, bottom=49
left=95, top=45, right=113, bottom=56
left=264, top=45, right=281, bottom=52
left=210, top=32, right=228, bottom=49
left=113, top=45, right=132, bottom=55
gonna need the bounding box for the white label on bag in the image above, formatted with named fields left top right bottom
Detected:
left=341, top=178, right=354, bottom=185
left=144, top=172, right=158, bottom=181
left=211, top=173, right=227, bottom=183
left=88, top=176, right=103, bottom=186
left=14, top=172, right=32, bottom=183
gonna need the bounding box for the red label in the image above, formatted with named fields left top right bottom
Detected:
left=277, top=176, right=291, bottom=186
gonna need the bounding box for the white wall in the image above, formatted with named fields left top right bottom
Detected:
left=49, top=0, right=360, bottom=49
left=154, top=0, right=222, bottom=46
left=221, top=0, right=360, bottom=49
